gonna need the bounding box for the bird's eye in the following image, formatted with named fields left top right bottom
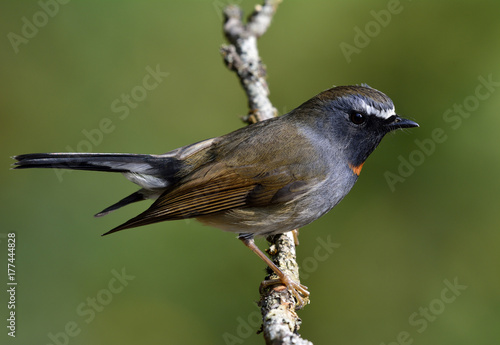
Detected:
left=350, top=111, right=366, bottom=125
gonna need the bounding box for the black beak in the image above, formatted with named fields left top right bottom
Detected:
left=386, top=115, right=419, bottom=131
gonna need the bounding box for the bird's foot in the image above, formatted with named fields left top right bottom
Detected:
left=260, top=275, right=310, bottom=309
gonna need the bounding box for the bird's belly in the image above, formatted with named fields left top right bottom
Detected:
left=196, top=188, right=342, bottom=237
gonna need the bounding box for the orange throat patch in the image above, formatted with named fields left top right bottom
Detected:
left=348, top=162, right=364, bottom=176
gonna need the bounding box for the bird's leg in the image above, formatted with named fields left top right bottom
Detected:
left=239, top=236, right=309, bottom=309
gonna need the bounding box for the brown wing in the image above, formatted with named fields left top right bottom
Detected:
left=103, top=165, right=314, bottom=234
left=146, top=167, right=257, bottom=219
left=103, top=120, right=327, bottom=235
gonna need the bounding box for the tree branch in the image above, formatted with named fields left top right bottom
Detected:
left=221, top=1, right=313, bottom=344
left=221, top=1, right=279, bottom=124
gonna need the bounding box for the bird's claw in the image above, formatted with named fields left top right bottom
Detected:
left=260, top=275, right=310, bottom=309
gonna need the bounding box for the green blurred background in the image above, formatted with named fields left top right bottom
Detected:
left=1, top=1, right=499, bottom=344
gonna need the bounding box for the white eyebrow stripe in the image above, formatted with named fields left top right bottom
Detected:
left=361, top=100, right=396, bottom=119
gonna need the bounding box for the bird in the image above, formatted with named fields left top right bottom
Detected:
left=12, top=85, right=418, bottom=308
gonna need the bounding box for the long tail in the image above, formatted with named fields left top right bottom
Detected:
left=12, top=152, right=181, bottom=216
left=12, top=139, right=216, bottom=231
left=12, top=152, right=175, bottom=174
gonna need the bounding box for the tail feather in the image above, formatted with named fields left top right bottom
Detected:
left=94, top=188, right=164, bottom=217
left=12, top=152, right=183, bottom=216
left=12, top=153, right=166, bottom=174
left=11, top=142, right=218, bottom=233
left=94, top=191, right=147, bottom=217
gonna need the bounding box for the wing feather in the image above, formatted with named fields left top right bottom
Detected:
left=102, top=121, right=328, bottom=235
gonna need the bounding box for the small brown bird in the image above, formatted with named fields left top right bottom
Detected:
left=13, top=85, right=418, bottom=308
